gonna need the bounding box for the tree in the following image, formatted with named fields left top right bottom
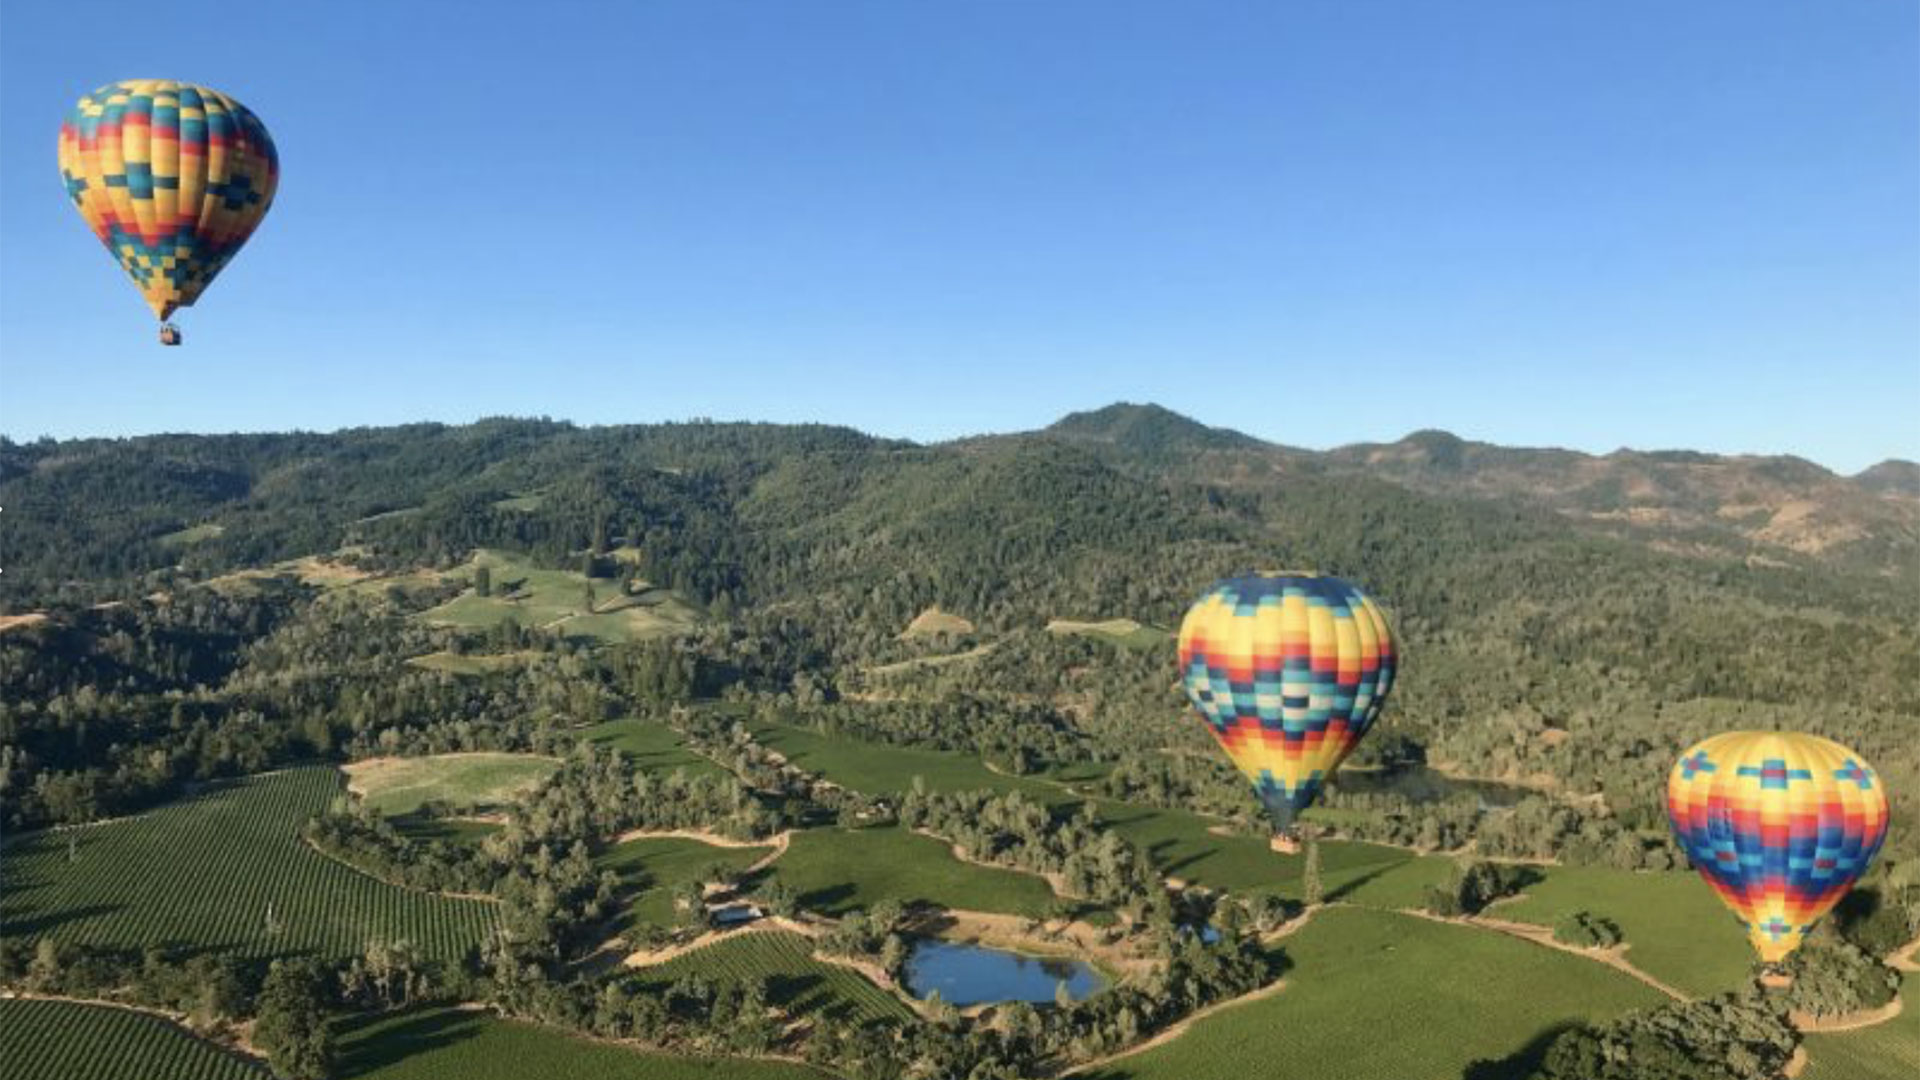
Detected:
left=1302, top=832, right=1324, bottom=907
left=254, top=959, right=334, bottom=1080
left=474, top=564, right=492, bottom=597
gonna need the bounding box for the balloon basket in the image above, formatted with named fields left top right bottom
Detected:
left=1269, top=835, right=1301, bottom=855
left=158, top=323, right=182, bottom=346
left=1759, top=970, right=1793, bottom=991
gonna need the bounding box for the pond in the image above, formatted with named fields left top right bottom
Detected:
left=1332, top=765, right=1533, bottom=809
left=902, top=940, right=1106, bottom=1006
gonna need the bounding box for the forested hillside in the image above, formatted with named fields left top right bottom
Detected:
left=1, top=405, right=1915, bottom=1080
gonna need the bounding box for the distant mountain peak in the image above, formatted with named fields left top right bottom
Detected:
left=1045, top=403, right=1264, bottom=455
left=1855, top=459, right=1920, bottom=498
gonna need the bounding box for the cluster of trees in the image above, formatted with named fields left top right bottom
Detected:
left=1422, top=859, right=1537, bottom=917
left=1525, top=991, right=1800, bottom=1080
left=0, top=939, right=472, bottom=1080
left=1552, top=911, right=1624, bottom=948
left=899, top=787, right=1157, bottom=909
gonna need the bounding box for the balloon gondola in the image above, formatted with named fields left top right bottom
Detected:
left=58, top=79, right=278, bottom=343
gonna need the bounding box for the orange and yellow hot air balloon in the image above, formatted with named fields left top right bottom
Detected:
left=58, top=80, right=278, bottom=344
left=1178, top=572, right=1397, bottom=840
left=1667, top=731, right=1890, bottom=964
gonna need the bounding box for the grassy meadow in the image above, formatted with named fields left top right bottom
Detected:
left=344, top=753, right=560, bottom=816
left=763, top=825, right=1060, bottom=917
left=580, top=717, right=731, bottom=780
left=630, top=931, right=913, bottom=1024
left=415, top=550, right=700, bottom=644
left=596, top=835, right=774, bottom=928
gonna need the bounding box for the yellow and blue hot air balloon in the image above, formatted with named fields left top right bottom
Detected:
left=1667, top=731, right=1890, bottom=965
left=58, top=79, right=278, bottom=345
left=1179, top=572, right=1397, bottom=839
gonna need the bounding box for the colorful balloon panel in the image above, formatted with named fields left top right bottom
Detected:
left=58, top=79, right=278, bottom=322
left=1178, top=573, right=1397, bottom=833
left=1666, top=731, right=1889, bottom=964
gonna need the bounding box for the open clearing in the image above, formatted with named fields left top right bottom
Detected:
left=0, top=612, right=51, bottom=635
left=0, top=767, right=496, bottom=962
left=0, top=998, right=265, bottom=1080
left=1046, top=618, right=1171, bottom=649
left=158, top=522, right=225, bottom=546
left=415, top=549, right=700, bottom=644
left=764, top=825, right=1059, bottom=918
left=1078, top=906, right=1663, bottom=1080
left=344, top=753, right=560, bottom=817
left=631, top=930, right=913, bottom=1024
left=581, top=718, right=731, bottom=780
left=597, top=835, right=775, bottom=929
left=1493, top=865, right=1755, bottom=997
left=333, top=1006, right=829, bottom=1080
left=405, top=651, right=537, bottom=676
left=746, top=718, right=1067, bottom=804
left=901, top=606, right=975, bottom=637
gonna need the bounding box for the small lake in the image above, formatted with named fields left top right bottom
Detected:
left=1333, top=765, right=1532, bottom=809
left=902, top=940, right=1106, bottom=1006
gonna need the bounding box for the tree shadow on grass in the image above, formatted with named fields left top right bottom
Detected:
left=332, top=1007, right=491, bottom=1077
left=1460, top=1021, right=1577, bottom=1080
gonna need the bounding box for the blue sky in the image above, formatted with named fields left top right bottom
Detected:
left=1, top=0, right=1914, bottom=471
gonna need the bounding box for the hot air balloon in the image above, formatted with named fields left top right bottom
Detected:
left=1666, top=731, right=1889, bottom=966
left=58, top=79, right=278, bottom=345
left=1179, top=572, right=1397, bottom=845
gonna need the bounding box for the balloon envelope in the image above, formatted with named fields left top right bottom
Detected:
left=1178, top=573, right=1397, bottom=834
left=58, top=79, right=278, bottom=323
left=1666, top=731, right=1889, bottom=964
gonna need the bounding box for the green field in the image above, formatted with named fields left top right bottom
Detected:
left=1082, top=906, right=1665, bottom=1080
left=597, top=836, right=774, bottom=928
left=581, top=718, right=731, bottom=780
left=416, top=549, right=700, bottom=644
left=1800, top=971, right=1919, bottom=1080
left=1046, top=618, right=1171, bottom=649
left=333, top=1007, right=830, bottom=1080
left=0, top=767, right=497, bottom=962
left=764, top=825, right=1060, bottom=918
left=746, top=719, right=1066, bottom=803
left=346, top=753, right=560, bottom=816
left=1492, top=865, right=1755, bottom=997
left=632, top=931, right=913, bottom=1024
left=0, top=998, right=266, bottom=1080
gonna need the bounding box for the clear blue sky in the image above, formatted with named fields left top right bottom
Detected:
left=1, top=1, right=1914, bottom=471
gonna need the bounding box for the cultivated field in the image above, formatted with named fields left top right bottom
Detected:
left=333, top=1006, right=830, bottom=1079
left=597, top=836, right=774, bottom=928
left=1492, top=865, right=1755, bottom=996
left=0, top=998, right=265, bottom=1080
left=631, top=931, right=912, bottom=1024
left=344, top=753, right=560, bottom=817
left=0, top=767, right=497, bottom=962
left=581, top=718, right=731, bottom=780
left=765, top=825, right=1059, bottom=917
left=1080, top=906, right=1664, bottom=1080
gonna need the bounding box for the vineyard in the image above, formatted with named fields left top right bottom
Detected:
left=333, top=1006, right=835, bottom=1079
left=632, top=931, right=913, bottom=1024
left=0, top=998, right=266, bottom=1080
left=0, top=767, right=497, bottom=962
